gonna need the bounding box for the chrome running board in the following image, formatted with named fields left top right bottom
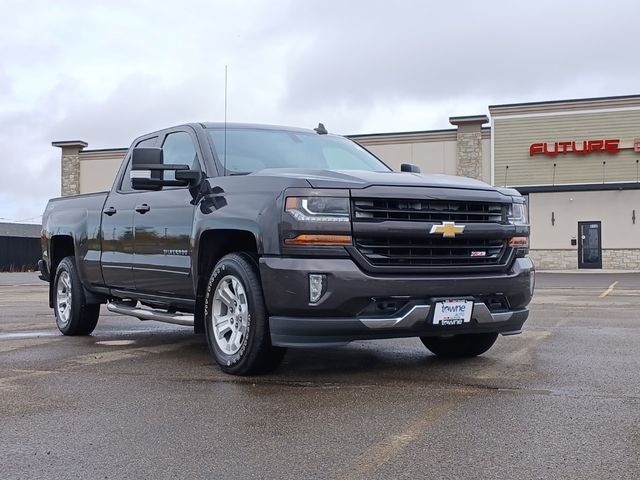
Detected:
left=106, top=301, right=194, bottom=327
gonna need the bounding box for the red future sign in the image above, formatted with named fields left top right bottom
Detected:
left=529, top=139, right=620, bottom=157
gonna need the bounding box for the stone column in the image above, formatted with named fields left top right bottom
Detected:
left=52, top=140, right=88, bottom=196
left=449, top=115, right=489, bottom=181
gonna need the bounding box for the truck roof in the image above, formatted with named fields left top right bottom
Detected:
left=131, top=122, right=335, bottom=144
left=198, top=122, right=323, bottom=135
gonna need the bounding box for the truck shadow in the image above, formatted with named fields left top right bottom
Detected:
left=189, top=335, right=502, bottom=387
left=275, top=342, right=499, bottom=382
left=88, top=325, right=507, bottom=388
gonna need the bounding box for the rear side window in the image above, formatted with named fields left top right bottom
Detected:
left=120, top=136, right=158, bottom=192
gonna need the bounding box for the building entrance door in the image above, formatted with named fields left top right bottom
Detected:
left=578, top=221, right=602, bottom=269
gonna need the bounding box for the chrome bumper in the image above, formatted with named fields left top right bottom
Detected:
left=359, top=302, right=518, bottom=330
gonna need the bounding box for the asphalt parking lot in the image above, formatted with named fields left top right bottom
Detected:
left=1, top=272, right=639, bottom=479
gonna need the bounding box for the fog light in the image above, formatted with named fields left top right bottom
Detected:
left=309, top=274, right=326, bottom=303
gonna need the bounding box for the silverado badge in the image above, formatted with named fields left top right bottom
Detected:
left=430, top=221, right=465, bottom=238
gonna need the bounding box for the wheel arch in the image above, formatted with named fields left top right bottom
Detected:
left=193, top=229, right=259, bottom=333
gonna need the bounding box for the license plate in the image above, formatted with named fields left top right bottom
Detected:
left=432, top=300, right=474, bottom=326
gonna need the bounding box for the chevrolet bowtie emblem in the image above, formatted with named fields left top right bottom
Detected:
left=430, top=221, right=466, bottom=238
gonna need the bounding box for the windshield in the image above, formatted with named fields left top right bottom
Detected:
left=208, top=128, right=390, bottom=174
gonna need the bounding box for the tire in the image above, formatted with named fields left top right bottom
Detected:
left=420, top=332, right=498, bottom=358
left=204, top=252, right=286, bottom=375
left=53, top=257, right=100, bottom=335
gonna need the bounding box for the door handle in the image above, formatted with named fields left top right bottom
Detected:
left=135, top=204, right=151, bottom=214
left=103, top=206, right=117, bottom=216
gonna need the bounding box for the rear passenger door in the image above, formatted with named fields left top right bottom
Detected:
left=131, top=128, right=202, bottom=299
left=101, top=136, right=158, bottom=290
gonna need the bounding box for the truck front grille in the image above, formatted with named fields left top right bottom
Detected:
left=350, top=197, right=512, bottom=271
left=354, top=237, right=508, bottom=267
left=353, top=198, right=505, bottom=223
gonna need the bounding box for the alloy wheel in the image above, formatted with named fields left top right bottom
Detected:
left=212, top=275, right=249, bottom=355
left=56, top=270, right=72, bottom=326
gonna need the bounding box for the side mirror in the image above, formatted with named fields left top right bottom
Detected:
left=130, top=148, right=200, bottom=190
left=401, top=163, right=421, bottom=173
left=175, top=169, right=203, bottom=184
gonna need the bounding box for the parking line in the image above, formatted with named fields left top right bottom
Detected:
left=0, top=339, right=199, bottom=391
left=0, top=336, right=64, bottom=353
left=67, top=339, right=198, bottom=366
left=599, top=281, right=618, bottom=298
left=0, top=331, right=59, bottom=340
left=337, top=389, right=472, bottom=479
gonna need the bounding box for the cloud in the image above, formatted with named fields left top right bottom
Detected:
left=277, top=0, right=640, bottom=112
left=0, top=113, right=60, bottom=223
left=1, top=0, right=639, bottom=222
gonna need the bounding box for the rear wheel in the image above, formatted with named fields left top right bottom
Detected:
left=54, top=257, right=100, bottom=335
left=420, top=332, right=498, bottom=358
left=204, top=252, right=286, bottom=375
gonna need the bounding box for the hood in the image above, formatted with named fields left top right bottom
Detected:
left=254, top=168, right=497, bottom=191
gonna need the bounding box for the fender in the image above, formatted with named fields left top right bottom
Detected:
left=41, top=192, right=108, bottom=305
left=191, top=174, right=309, bottom=283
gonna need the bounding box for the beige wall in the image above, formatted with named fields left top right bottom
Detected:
left=529, top=190, right=640, bottom=250
left=493, top=108, right=640, bottom=187
left=355, top=134, right=492, bottom=184
left=481, top=138, right=491, bottom=184
left=365, top=140, right=458, bottom=175
left=78, top=151, right=126, bottom=194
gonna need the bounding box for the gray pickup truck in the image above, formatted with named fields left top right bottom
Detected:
left=40, top=122, right=534, bottom=375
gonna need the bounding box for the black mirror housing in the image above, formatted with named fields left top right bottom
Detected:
left=132, top=147, right=163, bottom=167
left=175, top=170, right=203, bottom=184
left=131, top=147, right=165, bottom=190
left=401, top=163, right=421, bottom=173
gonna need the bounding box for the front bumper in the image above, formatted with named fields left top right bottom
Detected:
left=260, top=256, right=534, bottom=347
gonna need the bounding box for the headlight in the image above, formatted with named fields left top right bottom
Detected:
left=507, top=201, right=528, bottom=225
left=507, top=199, right=529, bottom=253
left=285, top=197, right=350, bottom=222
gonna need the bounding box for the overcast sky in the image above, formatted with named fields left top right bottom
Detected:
left=1, top=0, right=639, bottom=223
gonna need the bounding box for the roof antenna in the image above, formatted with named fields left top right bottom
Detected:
left=314, top=122, right=327, bottom=135
left=223, top=65, right=228, bottom=175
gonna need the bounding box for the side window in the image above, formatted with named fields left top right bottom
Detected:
left=162, top=131, right=198, bottom=181
left=119, top=136, right=158, bottom=192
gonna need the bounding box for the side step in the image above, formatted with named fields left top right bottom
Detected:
left=106, top=301, right=194, bottom=327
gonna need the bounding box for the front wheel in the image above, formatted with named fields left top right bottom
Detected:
left=54, top=257, right=100, bottom=335
left=204, top=253, right=286, bottom=375
left=420, top=332, right=498, bottom=358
